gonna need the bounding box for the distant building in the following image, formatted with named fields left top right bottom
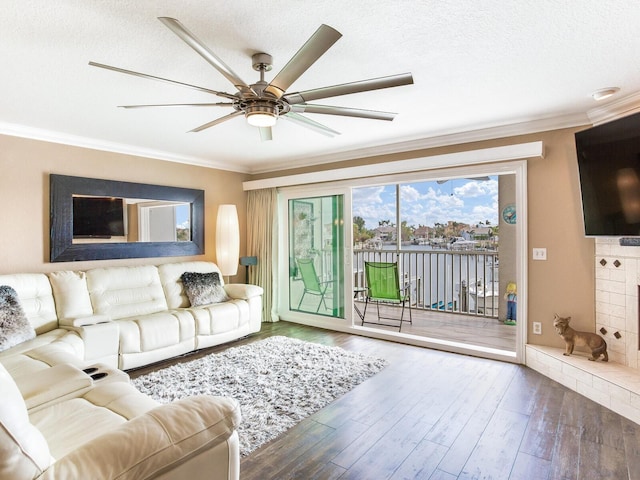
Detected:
left=373, top=225, right=396, bottom=242
left=463, top=226, right=493, bottom=240
left=413, top=225, right=432, bottom=241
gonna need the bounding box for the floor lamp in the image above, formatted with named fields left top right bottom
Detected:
left=240, top=256, right=258, bottom=284
left=216, top=204, right=239, bottom=282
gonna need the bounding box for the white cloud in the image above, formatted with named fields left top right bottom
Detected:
left=354, top=177, right=500, bottom=230
left=453, top=179, right=498, bottom=197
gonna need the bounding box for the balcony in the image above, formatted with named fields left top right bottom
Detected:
left=352, top=247, right=516, bottom=351
left=290, top=247, right=515, bottom=352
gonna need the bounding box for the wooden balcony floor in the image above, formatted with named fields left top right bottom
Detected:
left=354, top=302, right=516, bottom=352
left=294, top=291, right=516, bottom=352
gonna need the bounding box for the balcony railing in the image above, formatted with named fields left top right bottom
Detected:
left=353, top=247, right=500, bottom=318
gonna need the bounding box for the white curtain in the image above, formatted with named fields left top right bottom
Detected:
left=247, top=188, right=279, bottom=322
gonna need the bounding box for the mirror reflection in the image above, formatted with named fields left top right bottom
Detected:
left=71, top=195, right=191, bottom=244
left=50, top=174, right=205, bottom=262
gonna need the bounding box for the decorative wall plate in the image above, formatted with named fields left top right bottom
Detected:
left=502, top=204, right=516, bottom=224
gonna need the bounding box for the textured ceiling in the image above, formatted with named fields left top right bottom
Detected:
left=2, top=1, right=640, bottom=173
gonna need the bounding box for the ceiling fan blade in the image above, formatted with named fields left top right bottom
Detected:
left=158, top=17, right=255, bottom=96
left=283, top=112, right=340, bottom=137
left=290, top=104, right=397, bottom=121
left=284, top=73, right=414, bottom=104
left=264, top=24, right=342, bottom=100
left=119, top=103, right=234, bottom=109
left=89, top=61, right=238, bottom=100
left=259, top=127, right=273, bottom=141
left=189, top=110, right=243, bottom=133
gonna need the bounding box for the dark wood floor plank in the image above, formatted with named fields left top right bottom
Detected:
left=622, top=418, right=640, bottom=480
left=240, top=418, right=334, bottom=479
left=518, top=382, right=566, bottom=460
left=429, top=470, right=458, bottom=480
left=329, top=391, right=425, bottom=470
left=436, top=365, right=519, bottom=475
left=275, top=419, right=369, bottom=480
left=548, top=424, right=581, bottom=480
left=509, top=451, right=551, bottom=480
left=338, top=403, right=438, bottom=479
left=579, top=439, right=627, bottom=480
left=457, top=409, right=529, bottom=479
left=581, top=403, right=625, bottom=451
left=499, top=365, right=545, bottom=415
left=425, top=360, right=514, bottom=448
left=390, top=439, right=449, bottom=480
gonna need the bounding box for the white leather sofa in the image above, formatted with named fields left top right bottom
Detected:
left=0, top=260, right=263, bottom=480
left=0, top=261, right=263, bottom=372
left=1, top=362, right=241, bottom=480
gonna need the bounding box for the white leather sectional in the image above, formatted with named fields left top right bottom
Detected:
left=0, top=260, right=263, bottom=480
left=0, top=261, right=263, bottom=372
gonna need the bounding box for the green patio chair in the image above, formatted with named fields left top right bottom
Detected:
left=363, top=261, right=412, bottom=331
left=295, top=258, right=333, bottom=312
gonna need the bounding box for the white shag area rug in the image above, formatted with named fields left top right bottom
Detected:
left=131, top=336, right=387, bottom=456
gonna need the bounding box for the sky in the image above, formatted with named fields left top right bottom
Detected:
left=176, top=203, right=191, bottom=230
left=352, top=176, right=499, bottom=230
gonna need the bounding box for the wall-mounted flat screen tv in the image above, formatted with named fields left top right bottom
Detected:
left=575, top=111, right=640, bottom=236
left=73, top=196, right=125, bottom=238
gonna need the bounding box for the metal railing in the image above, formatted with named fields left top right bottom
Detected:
left=353, top=247, right=500, bottom=318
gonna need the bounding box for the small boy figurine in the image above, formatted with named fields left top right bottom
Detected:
left=504, top=282, right=517, bottom=325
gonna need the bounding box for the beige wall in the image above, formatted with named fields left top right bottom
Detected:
left=0, top=126, right=596, bottom=350
left=0, top=134, right=249, bottom=282
left=254, top=127, right=596, bottom=349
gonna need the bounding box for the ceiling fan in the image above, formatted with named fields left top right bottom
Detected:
left=89, top=17, right=414, bottom=140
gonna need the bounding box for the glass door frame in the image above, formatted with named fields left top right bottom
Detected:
left=277, top=184, right=355, bottom=330
left=276, top=160, right=527, bottom=364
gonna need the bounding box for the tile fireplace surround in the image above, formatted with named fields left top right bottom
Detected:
left=526, top=238, right=640, bottom=425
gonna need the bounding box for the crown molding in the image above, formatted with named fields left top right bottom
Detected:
left=587, top=91, right=640, bottom=126
left=1, top=109, right=591, bottom=176
left=251, top=112, right=589, bottom=174
left=0, top=122, right=251, bottom=174
left=243, top=141, right=543, bottom=190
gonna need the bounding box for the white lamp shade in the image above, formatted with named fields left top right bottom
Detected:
left=216, top=204, right=240, bottom=276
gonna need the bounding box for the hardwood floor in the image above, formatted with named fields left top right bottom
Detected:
left=130, top=321, right=640, bottom=479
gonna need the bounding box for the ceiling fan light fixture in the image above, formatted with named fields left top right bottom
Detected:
left=246, top=103, right=278, bottom=127
left=246, top=112, right=277, bottom=127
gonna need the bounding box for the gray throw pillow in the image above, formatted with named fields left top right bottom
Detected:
left=181, top=271, right=229, bottom=307
left=0, top=285, right=36, bottom=352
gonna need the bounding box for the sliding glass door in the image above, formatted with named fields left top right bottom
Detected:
left=287, top=194, right=345, bottom=318
left=276, top=161, right=525, bottom=363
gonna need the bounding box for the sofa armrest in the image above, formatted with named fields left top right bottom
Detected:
left=62, top=322, right=119, bottom=368
left=39, top=396, right=241, bottom=480
left=224, top=283, right=263, bottom=300
left=58, top=314, right=111, bottom=327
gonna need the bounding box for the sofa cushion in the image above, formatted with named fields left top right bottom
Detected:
left=29, top=382, right=159, bottom=460
left=86, top=265, right=168, bottom=320
left=1, top=340, right=85, bottom=380
left=0, top=285, right=36, bottom=352
left=158, top=261, right=224, bottom=309
left=181, top=271, right=229, bottom=307
left=0, top=273, right=58, bottom=334
left=0, top=363, right=51, bottom=478
left=49, top=270, right=94, bottom=322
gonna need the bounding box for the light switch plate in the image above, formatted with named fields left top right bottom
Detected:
left=533, top=248, right=547, bottom=260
